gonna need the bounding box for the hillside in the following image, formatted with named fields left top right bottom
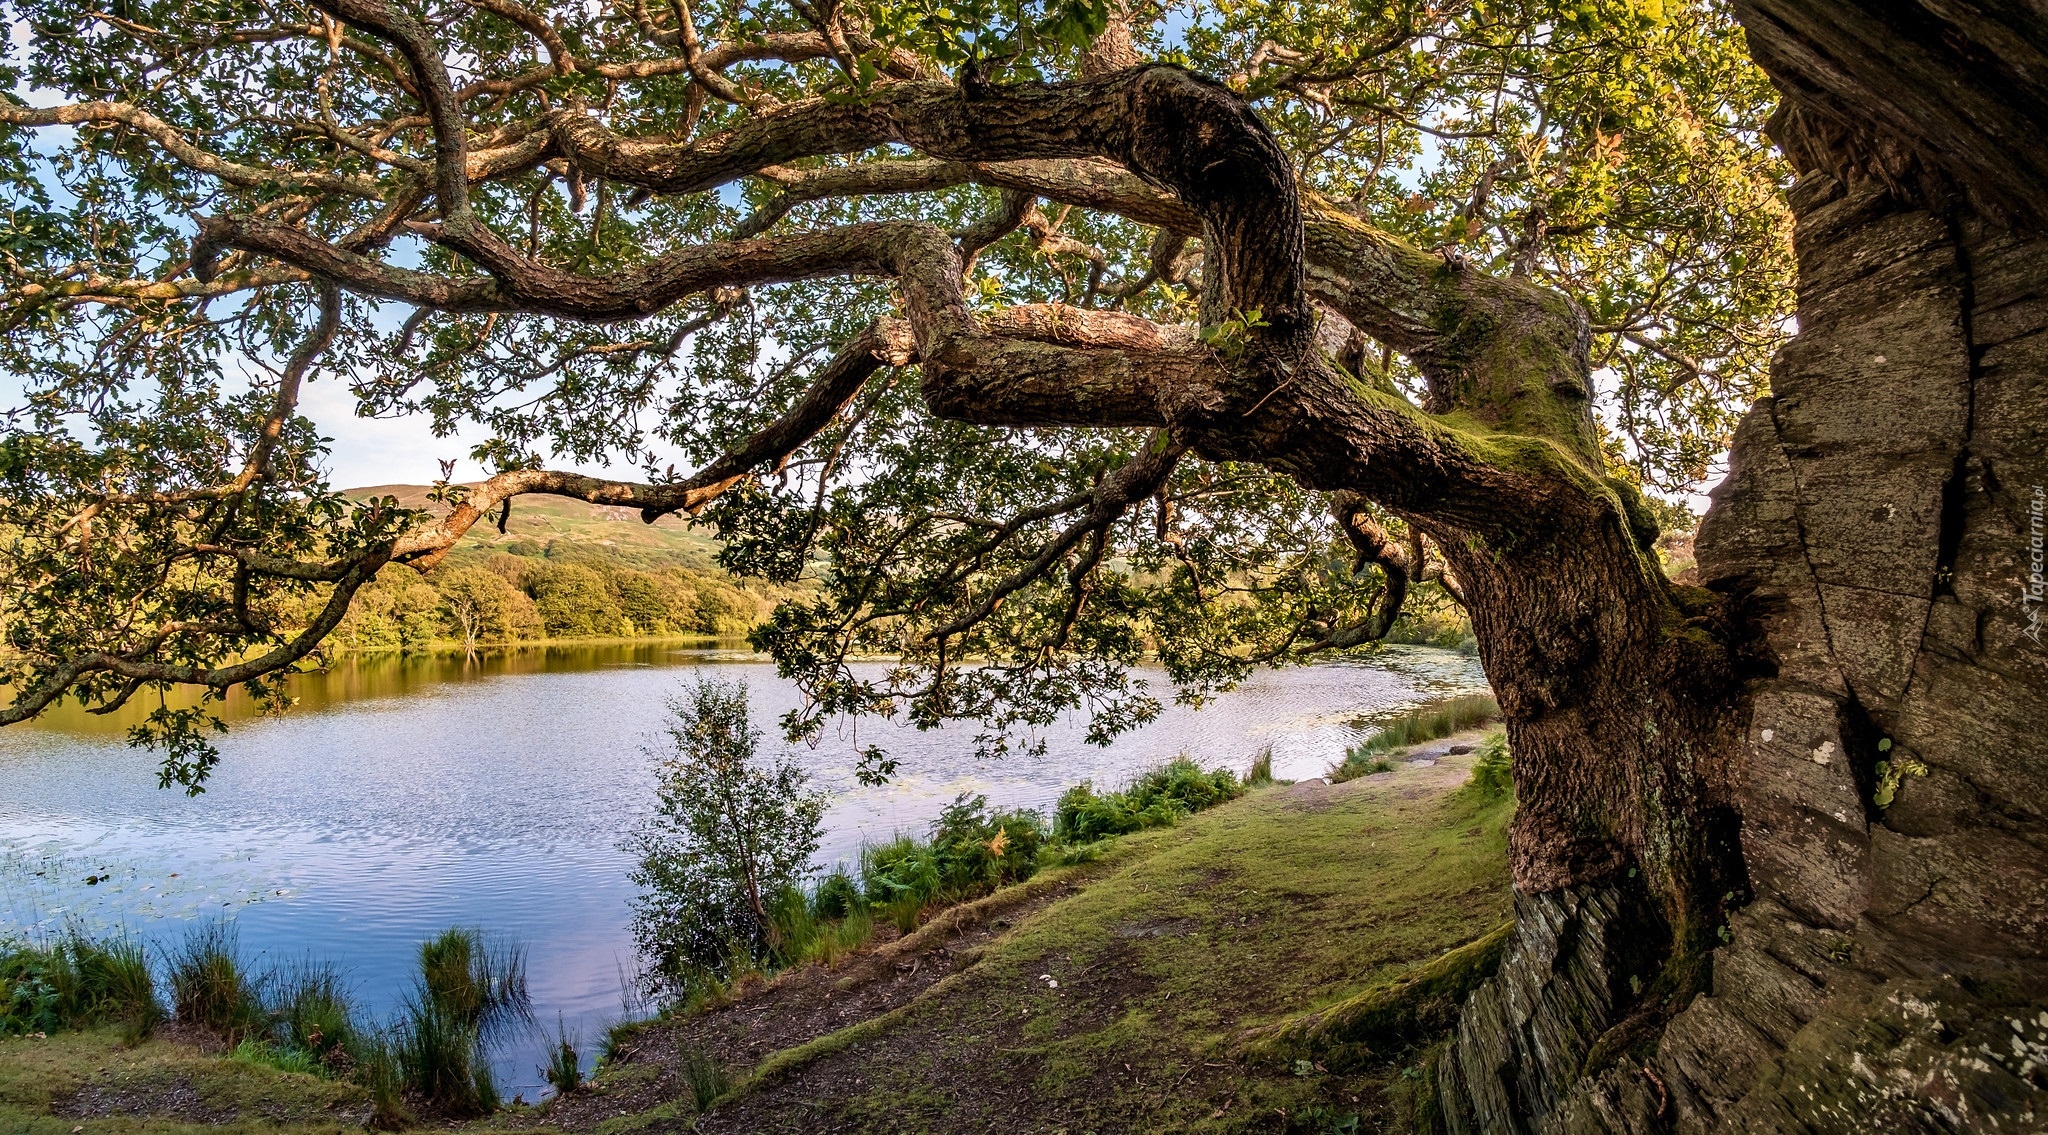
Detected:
left=327, top=485, right=782, bottom=650
left=347, top=484, right=727, bottom=573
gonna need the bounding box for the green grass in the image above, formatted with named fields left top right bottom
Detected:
left=1330, top=695, right=1500, bottom=782
left=1, top=933, right=161, bottom=1041
left=545, top=1018, right=582, bottom=1096
left=0, top=1027, right=369, bottom=1134
left=703, top=754, right=1516, bottom=1133
left=396, top=928, right=531, bottom=1118
left=168, top=923, right=266, bottom=1042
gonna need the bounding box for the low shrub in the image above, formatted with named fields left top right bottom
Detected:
left=860, top=794, right=1048, bottom=928
left=1054, top=757, right=1243, bottom=843
left=1331, top=695, right=1500, bottom=782
left=1467, top=729, right=1513, bottom=799
left=810, top=869, right=863, bottom=920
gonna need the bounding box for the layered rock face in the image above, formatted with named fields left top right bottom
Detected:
left=1445, top=3, right=2048, bottom=1130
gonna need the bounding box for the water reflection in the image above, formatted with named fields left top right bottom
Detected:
left=0, top=642, right=1487, bottom=1096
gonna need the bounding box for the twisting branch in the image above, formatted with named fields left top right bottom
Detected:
left=1304, top=490, right=1411, bottom=651
left=927, top=432, right=1186, bottom=652
left=391, top=320, right=915, bottom=566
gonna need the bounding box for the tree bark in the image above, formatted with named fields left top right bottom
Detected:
left=1446, top=4, right=2048, bottom=1131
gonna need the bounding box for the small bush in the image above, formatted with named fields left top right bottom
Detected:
left=859, top=795, right=1048, bottom=930
left=271, top=961, right=364, bottom=1073
left=860, top=834, right=941, bottom=911
left=627, top=679, right=826, bottom=999
left=169, top=923, right=266, bottom=1041
left=1331, top=695, right=1500, bottom=782
left=1054, top=757, right=1243, bottom=843
left=810, top=869, right=863, bottom=920
left=1467, top=729, right=1513, bottom=799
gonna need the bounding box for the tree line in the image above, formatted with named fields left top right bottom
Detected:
left=322, top=543, right=773, bottom=654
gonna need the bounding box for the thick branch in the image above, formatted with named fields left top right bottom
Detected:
left=391, top=321, right=912, bottom=566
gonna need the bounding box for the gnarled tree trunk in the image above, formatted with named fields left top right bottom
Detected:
left=1441, top=4, right=2048, bottom=1131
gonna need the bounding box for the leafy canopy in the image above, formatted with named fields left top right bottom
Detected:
left=0, top=0, right=1789, bottom=782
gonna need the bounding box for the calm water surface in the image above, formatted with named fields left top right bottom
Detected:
left=0, top=643, right=1487, bottom=1096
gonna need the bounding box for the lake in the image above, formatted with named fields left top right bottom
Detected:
left=0, top=642, right=1489, bottom=1097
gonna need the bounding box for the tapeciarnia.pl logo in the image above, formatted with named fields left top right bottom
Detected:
left=2026, top=485, right=2045, bottom=645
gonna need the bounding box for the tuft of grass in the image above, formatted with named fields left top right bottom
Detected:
left=169, top=923, right=267, bottom=1042
left=1237, top=920, right=1515, bottom=1070
left=229, top=1035, right=325, bottom=1078
left=417, top=927, right=531, bottom=1041
left=1331, top=695, right=1500, bottom=782
left=394, top=993, right=496, bottom=1117
left=357, top=1029, right=413, bottom=1130
left=269, top=961, right=363, bottom=1076
left=1467, top=728, right=1512, bottom=799
left=1, top=932, right=162, bottom=1041
left=680, top=1046, right=729, bottom=1112
left=544, top=1016, right=581, bottom=1095
left=1245, top=747, right=1278, bottom=787
left=396, top=927, right=531, bottom=1118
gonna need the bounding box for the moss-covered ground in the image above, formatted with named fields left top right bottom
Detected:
left=0, top=1026, right=371, bottom=1133
left=667, top=737, right=1512, bottom=1135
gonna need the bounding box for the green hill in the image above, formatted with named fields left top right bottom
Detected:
left=346, top=483, right=727, bottom=572
left=329, top=485, right=782, bottom=651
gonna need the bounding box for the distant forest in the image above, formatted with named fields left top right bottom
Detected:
left=320, top=486, right=792, bottom=652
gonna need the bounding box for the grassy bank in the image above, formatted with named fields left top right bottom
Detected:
left=532, top=738, right=1513, bottom=1135
left=1329, top=695, right=1500, bottom=782
left=1, top=923, right=536, bottom=1132
left=0, top=1027, right=371, bottom=1134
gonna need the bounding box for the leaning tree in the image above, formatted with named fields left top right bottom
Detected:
left=3, top=0, right=2041, bottom=1127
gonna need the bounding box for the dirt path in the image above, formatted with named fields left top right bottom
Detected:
left=497, top=867, right=1110, bottom=1132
